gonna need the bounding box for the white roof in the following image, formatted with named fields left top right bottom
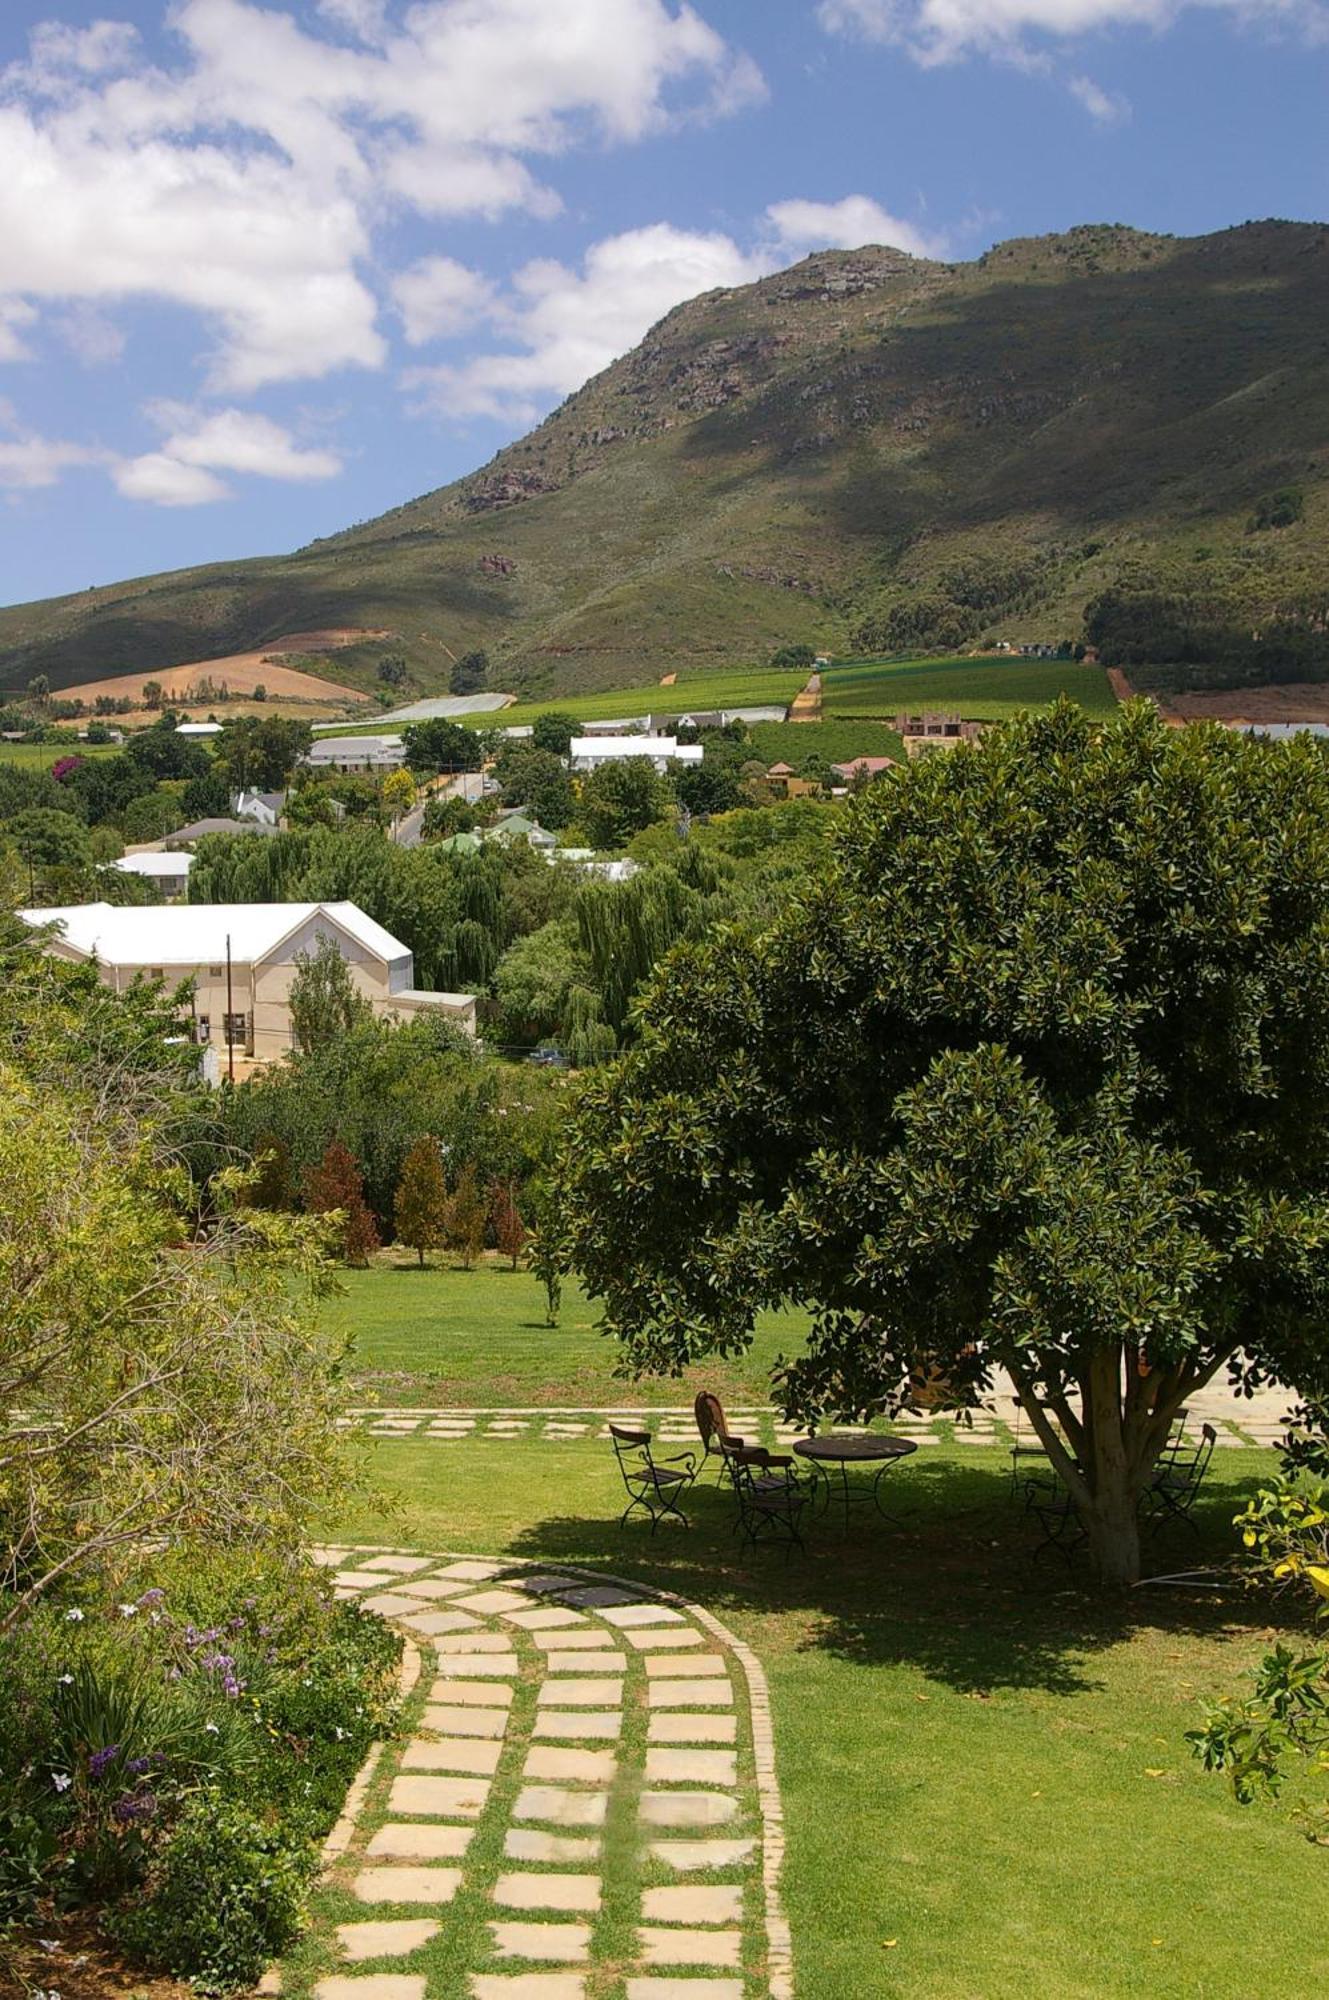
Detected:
left=112, top=852, right=194, bottom=877
left=306, top=734, right=404, bottom=760
left=570, top=735, right=703, bottom=763
left=175, top=721, right=223, bottom=736
left=18, top=900, right=410, bottom=968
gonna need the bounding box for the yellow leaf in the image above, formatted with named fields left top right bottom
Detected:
left=1144, top=1768, right=1166, bottom=1777
left=1308, top=1566, right=1329, bottom=1601
left=882, top=1940, right=899, bottom=1949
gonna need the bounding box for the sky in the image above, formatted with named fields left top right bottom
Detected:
left=0, top=1, right=1325, bottom=608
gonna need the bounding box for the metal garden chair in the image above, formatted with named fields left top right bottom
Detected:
left=693, top=1391, right=750, bottom=1479
left=1143, top=1423, right=1217, bottom=1539
left=609, top=1423, right=697, bottom=1533
left=720, top=1439, right=810, bottom=1558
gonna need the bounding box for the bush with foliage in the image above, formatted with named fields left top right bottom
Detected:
left=395, top=1136, right=449, bottom=1265
left=303, top=1138, right=381, bottom=1265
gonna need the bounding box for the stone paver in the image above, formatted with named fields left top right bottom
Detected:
left=642, top=1653, right=727, bottom=1677
left=316, top=1978, right=426, bottom=2000
left=363, top=1555, right=435, bottom=1574
left=531, top=1628, right=619, bottom=1651
left=523, top=1746, right=616, bottom=1784
left=514, top=1786, right=608, bottom=1828
left=492, top=1872, right=602, bottom=1914
left=531, top=1711, right=621, bottom=1741
left=504, top=1829, right=601, bottom=1865
left=648, top=1839, right=755, bottom=1871
left=626, top=1982, right=742, bottom=2000
left=428, top=1679, right=515, bottom=1705
left=352, top=1866, right=463, bottom=1904
left=489, top=1922, right=592, bottom=1963
left=645, top=1748, right=737, bottom=1787
left=361, top=1591, right=430, bottom=1617
left=599, top=1605, right=685, bottom=1629
left=400, top=1609, right=482, bottom=1637
left=625, top=1628, right=708, bottom=1652
left=641, top=1886, right=743, bottom=1926
left=434, top=1560, right=505, bottom=1580
left=420, top=1704, right=510, bottom=1738
left=639, top=1792, right=736, bottom=1828
left=430, top=1654, right=520, bottom=1678
left=366, top=1823, right=474, bottom=1860
left=647, top=1714, right=736, bottom=1745
left=454, top=1589, right=533, bottom=1614
left=504, top=1606, right=587, bottom=1630
left=646, top=1680, right=733, bottom=1708
left=535, top=1679, right=623, bottom=1707
left=395, top=1577, right=474, bottom=1600
left=436, top=1631, right=515, bottom=1654
left=472, top=1976, right=587, bottom=1999
left=637, top=1928, right=741, bottom=1969
left=387, top=1774, right=491, bottom=1818
left=544, top=1651, right=626, bottom=1674
left=401, top=1737, right=503, bottom=1776
left=335, top=1920, right=440, bottom=1961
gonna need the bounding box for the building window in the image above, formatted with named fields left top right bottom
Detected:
left=208, top=965, right=223, bottom=977
left=197, top=1015, right=211, bottom=1043
left=223, top=1012, right=248, bottom=1048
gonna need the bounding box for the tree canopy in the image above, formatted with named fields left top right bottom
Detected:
left=560, top=704, right=1329, bottom=1584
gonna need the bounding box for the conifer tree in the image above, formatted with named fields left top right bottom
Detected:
left=395, top=1137, right=449, bottom=1266
left=303, top=1137, right=380, bottom=1266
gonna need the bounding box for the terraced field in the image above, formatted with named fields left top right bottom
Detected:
left=822, top=655, right=1118, bottom=722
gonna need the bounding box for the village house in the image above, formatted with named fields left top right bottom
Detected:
left=831, top=755, right=900, bottom=786
left=17, top=900, right=476, bottom=1074
left=569, top=734, right=704, bottom=775
left=111, top=851, right=193, bottom=899
left=304, top=734, right=406, bottom=775
left=765, top=761, right=822, bottom=798
left=232, top=788, right=285, bottom=826
left=892, top=713, right=984, bottom=760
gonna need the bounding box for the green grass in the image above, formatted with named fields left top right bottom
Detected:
left=822, top=655, right=1119, bottom=722
left=746, top=718, right=906, bottom=767
left=327, top=1258, right=808, bottom=1406
left=325, top=1431, right=1329, bottom=2000
left=0, top=739, right=121, bottom=768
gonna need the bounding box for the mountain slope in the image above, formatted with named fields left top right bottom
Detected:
left=3, top=219, right=1327, bottom=699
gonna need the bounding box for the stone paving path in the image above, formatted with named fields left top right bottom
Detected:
left=289, top=1547, right=791, bottom=2000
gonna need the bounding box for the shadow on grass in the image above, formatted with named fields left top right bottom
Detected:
left=506, top=1453, right=1297, bottom=1700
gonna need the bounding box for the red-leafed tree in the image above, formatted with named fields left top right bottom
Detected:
left=303, top=1137, right=380, bottom=1266
left=489, top=1180, right=527, bottom=1270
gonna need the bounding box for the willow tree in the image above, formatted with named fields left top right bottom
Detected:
left=561, top=704, right=1329, bottom=1586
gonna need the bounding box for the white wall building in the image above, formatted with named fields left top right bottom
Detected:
left=569, top=735, right=703, bottom=775
left=18, top=900, right=475, bottom=1070
left=304, top=735, right=406, bottom=774
left=111, top=851, right=193, bottom=899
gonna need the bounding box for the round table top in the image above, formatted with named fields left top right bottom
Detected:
left=793, top=1434, right=918, bottom=1465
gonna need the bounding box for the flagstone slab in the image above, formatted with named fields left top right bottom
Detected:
left=515, top=1574, right=584, bottom=1597
left=544, top=1652, right=626, bottom=1675
left=598, top=1605, right=686, bottom=1629
left=625, top=1629, right=708, bottom=1652
left=530, top=1712, right=621, bottom=1742
left=647, top=1839, right=755, bottom=1872
left=641, top=1886, right=743, bottom=1926
left=489, top=1923, right=591, bottom=1963
left=637, top=1927, right=741, bottom=1969
left=503, top=1829, right=601, bottom=1865
left=434, top=1560, right=506, bottom=1580
left=335, top=1920, right=441, bottom=1961
left=492, top=1873, right=602, bottom=1914
left=316, top=1978, right=426, bottom=2000
left=530, top=1629, right=618, bottom=1652
left=642, top=1654, right=727, bottom=1677
left=362, top=1555, right=436, bottom=1575
left=472, top=1978, right=587, bottom=2000
left=504, top=1607, right=588, bottom=1630
left=400, top=1610, right=483, bottom=1637
left=625, top=1981, right=742, bottom=1999
left=639, top=1792, right=737, bottom=1828
left=454, top=1589, right=533, bottom=1614
left=360, top=1593, right=428, bottom=1617
left=646, top=1681, right=733, bottom=1709
left=436, top=1631, right=515, bottom=1654
left=394, top=1578, right=475, bottom=1601
left=366, top=1823, right=475, bottom=1861
left=427, top=1680, right=515, bottom=1706
left=420, top=1705, right=510, bottom=1738
left=387, top=1775, right=490, bottom=1818
left=514, top=1787, right=608, bottom=1828
left=647, top=1715, right=737, bottom=1746
left=351, top=1866, right=463, bottom=1905
left=333, top=1570, right=398, bottom=1589
left=523, top=1746, right=616, bottom=1784
left=401, top=1737, right=503, bottom=1776
left=535, top=1680, right=623, bottom=1707
left=554, top=1584, right=643, bottom=1609
left=644, top=1749, right=738, bottom=1788
left=429, top=1655, right=520, bottom=1679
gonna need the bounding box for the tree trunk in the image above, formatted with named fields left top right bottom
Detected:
left=1084, top=1479, right=1142, bottom=1587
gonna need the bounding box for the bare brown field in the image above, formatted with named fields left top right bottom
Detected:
left=1164, top=683, right=1329, bottom=725
left=60, top=630, right=385, bottom=721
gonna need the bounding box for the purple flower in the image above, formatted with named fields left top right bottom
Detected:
left=137, top=1588, right=164, bottom=1607
left=112, top=1792, right=156, bottom=1825
left=126, top=1756, right=152, bottom=1776
left=87, top=1745, right=120, bottom=1780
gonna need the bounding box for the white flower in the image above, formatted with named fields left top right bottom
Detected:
left=56, top=1674, right=73, bottom=1686
left=204, top=1721, right=220, bottom=1735
left=64, top=1609, right=84, bottom=1623
left=118, top=1603, right=137, bottom=1617
left=51, top=1772, right=72, bottom=1792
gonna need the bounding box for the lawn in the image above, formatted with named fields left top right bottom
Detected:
left=821, top=655, right=1119, bottom=723
left=317, top=1262, right=1329, bottom=1999
left=0, top=739, right=122, bottom=768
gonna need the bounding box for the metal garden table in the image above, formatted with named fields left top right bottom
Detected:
left=792, top=1433, right=918, bottom=1528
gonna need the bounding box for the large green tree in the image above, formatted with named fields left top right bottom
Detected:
left=560, top=705, right=1329, bottom=1586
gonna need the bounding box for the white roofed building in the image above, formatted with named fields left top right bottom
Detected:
left=569, top=735, right=703, bottom=775
left=18, top=900, right=476, bottom=1073
left=111, top=851, right=194, bottom=899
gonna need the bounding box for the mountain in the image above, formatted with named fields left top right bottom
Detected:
left=3, top=219, right=1328, bottom=701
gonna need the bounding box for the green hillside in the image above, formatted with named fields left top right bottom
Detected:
left=2, top=219, right=1327, bottom=702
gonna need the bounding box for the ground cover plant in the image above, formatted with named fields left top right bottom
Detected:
left=821, top=653, right=1118, bottom=721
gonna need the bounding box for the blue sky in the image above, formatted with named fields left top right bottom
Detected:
left=0, top=0, right=1325, bottom=608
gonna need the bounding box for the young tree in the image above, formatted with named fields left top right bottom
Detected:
left=289, top=936, right=371, bottom=1052
left=559, top=705, right=1329, bottom=1587
left=445, top=1160, right=487, bottom=1269
left=378, top=653, right=408, bottom=686
left=395, top=1137, right=449, bottom=1266
left=450, top=649, right=489, bottom=697
left=403, top=717, right=482, bottom=775
left=531, top=712, right=580, bottom=758
left=489, top=1179, right=526, bottom=1269
left=526, top=1180, right=571, bottom=1327
left=578, top=757, right=671, bottom=850
left=141, top=679, right=166, bottom=710
left=382, top=767, right=417, bottom=822
left=303, top=1137, right=380, bottom=1266
left=246, top=1130, right=294, bottom=1211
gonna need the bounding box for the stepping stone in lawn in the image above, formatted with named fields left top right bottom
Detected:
left=626, top=1982, right=742, bottom=2000
left=398, top=1578, right=477, bottom=1601
left=644, top=1749, right=737, bottom=1788
left=433, top=1560, right=505, bottom=1581
left=488, top=1923, right=592, bottom=1963
left=598, top=1605, right=685, bottom=1628
left=647, top=1714, right=736, bottom=1746
left=641, top=1885, right=743, bottom=1926
left=647, top=1839, right=755, bottom=1872
left=642, top=1654, right=726, bottom=1677
left=625, top=1629, right=708, bottom=1652
left=453, top=1589, right=533, bottom=1614
left=504, top=1829, right=601, bottom=1866
left=531, top=1629, right=619, bottom=1652
left=333, top=1570, right=398, bottom=1590
left=471, top=1975, right=587, bottom=1998
left=504, top=1606, right=587, bottom=1630
left=351, top=1866, right=463, bottom=1904
left=637, top=1927, right=741, bottom=1969
left=401, top=1737, right=503, bottom=1776
left=366, top=1823, right=475, bottom=1861
left=360, top=1592, right=427, bottom=1617
left=544, top=1652, right=626, bottom=1675
left=436, top=1631, right=515, bottom=1654
left=523, top=1746, right=616, bottom=1784
left=492, top=1873, right=601, bottom=1914
left=646, top=1681, right=732, bottom=1709
left=428, top=1680, right=515, bottom=1706
left=531, top=1712, right=621, bottom=1742
left=555, top=1584, right=643, bottom=1609
left=362, top=1555, right=436, bottom=1575
left=420, top=1705, right=510, bottom=1738
left=400, top=1610, right=482, bottom=1637
left=316, top=1978, right=426, bottom=2000
left=638, top=1792, right=736, bottom=1828
left=535, top=1680, right=623, bottom=1707
left=514, top=1787, right=608, bottom=1829
left=430, top=1655, right=520, bottom=1678
left=387, top=1775, right=491, bottom=1818
left=514, top=1574, right=582, bottom=1597
left=335, top=1919, right=441, bottom=1961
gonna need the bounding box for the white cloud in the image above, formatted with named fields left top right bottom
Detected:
left=0, top=403, right=106, bottom=488
left=0, top=299, right=39, bottom=362
left=766, top=194, right=945, bottom=260
left=1067, top=72, right=1131, bottom=122
left=392, top=257, right=500, bottom=344
left=145, top=405, right=344, bottom=482
left=404, top=221, right=768, bottom=422
left=113, top=453, right=231, bottom=506
left=55, top=306, right=126, bottom=368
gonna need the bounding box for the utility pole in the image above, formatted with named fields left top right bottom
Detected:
left=226, top=931, right=234, bottom=1085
